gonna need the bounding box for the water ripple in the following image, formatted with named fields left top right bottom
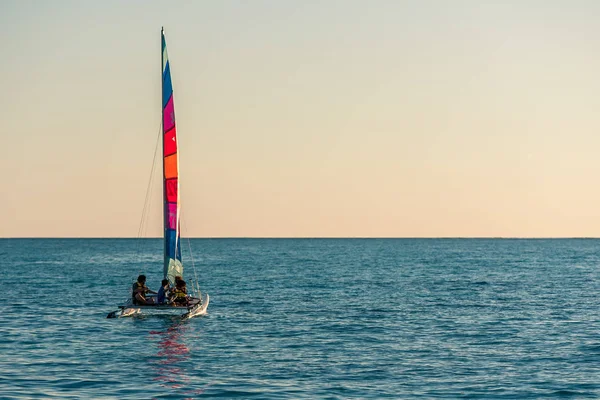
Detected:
left=2, top=239, right=600, bottom=398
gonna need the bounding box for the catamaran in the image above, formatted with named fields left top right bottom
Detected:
left=107, top=28, right=209, bottom=319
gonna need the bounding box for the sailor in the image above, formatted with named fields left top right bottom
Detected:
left=132, top=275, right=156, bottom=305
left=174, top=276, right=187, bottom=294
left=156, top=279, right=171, bottom=304
left=171, top=279, right=188, bottom=305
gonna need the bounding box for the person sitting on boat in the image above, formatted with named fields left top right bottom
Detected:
left=174, top=276, right=187, bottom=294
left=170, top=276, right=187, bottom=298
left=156, top=279, right=171, bottom=304
left=132, top=275, right=156, bottom=305
left=171, top=279, right=189, bottom=305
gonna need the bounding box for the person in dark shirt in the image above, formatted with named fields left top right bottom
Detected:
left=132, top=275, right=156, bottom=305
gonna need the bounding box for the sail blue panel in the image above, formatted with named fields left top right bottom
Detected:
left=162, top=62, right=172, bottom=107
left=166, top=229, right=181, bottom=261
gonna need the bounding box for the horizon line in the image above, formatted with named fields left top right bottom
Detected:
left=2, top=236, right=600, bottom=240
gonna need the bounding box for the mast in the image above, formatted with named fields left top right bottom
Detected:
left=161, top=28, right=183, bottom=283
left=161, top=27, right=167, bottom=279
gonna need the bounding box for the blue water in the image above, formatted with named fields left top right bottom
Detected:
left=2, top=239, right=600, bottom=399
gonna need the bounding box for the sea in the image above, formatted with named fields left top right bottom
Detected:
left=2, top=238, right=600, bottom=399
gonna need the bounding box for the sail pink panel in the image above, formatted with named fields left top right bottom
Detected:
left=164, top=97, right=175, bottom=132
left=166, top=178, right=178, bottom=203
left=164, top=127, right=177, bottom=157
left=167, top=203, right=178, bottom=230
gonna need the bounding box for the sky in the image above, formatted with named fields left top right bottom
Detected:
left=2, top=0, right=600, bottom=238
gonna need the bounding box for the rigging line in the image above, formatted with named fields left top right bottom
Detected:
left=141, top=156, right=160, bottom=240
left=138, top=121, right=162, bottom=238
left=135, top=121, right=163, bottom=260
left=182, top=215, right=201, bottom=298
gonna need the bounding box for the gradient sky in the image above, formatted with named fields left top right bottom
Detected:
left=2, top=0, right=600, bottom=237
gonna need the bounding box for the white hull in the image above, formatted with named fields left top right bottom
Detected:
left=108, top=293, right=209, bottom=319
left=183, top=294, right=209, bottom=319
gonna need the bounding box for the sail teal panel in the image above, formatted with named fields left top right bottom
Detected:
left=162, top=62, right=172, bottom=107
left=166, top=229, right=181, bottom=261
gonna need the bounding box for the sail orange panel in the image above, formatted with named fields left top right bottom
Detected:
left=164, top=154, right=178, bottom=179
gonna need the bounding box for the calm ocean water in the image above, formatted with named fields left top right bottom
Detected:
left=2, top=238, right=600, bottom=399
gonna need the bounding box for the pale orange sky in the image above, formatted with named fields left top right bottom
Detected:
left=2, top=1, right=600, bottom=237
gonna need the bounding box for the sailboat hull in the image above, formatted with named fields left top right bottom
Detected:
left=183, top=294, right=209, bottom=319
left=116, top=293, right=209, bottom=319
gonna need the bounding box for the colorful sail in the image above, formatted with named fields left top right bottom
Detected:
left=162, top=28, right=182, bottom=283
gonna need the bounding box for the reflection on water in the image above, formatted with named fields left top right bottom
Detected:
left=148, top=317, right=212, bottom=399
left=149, top=318, right=190, bottom=390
